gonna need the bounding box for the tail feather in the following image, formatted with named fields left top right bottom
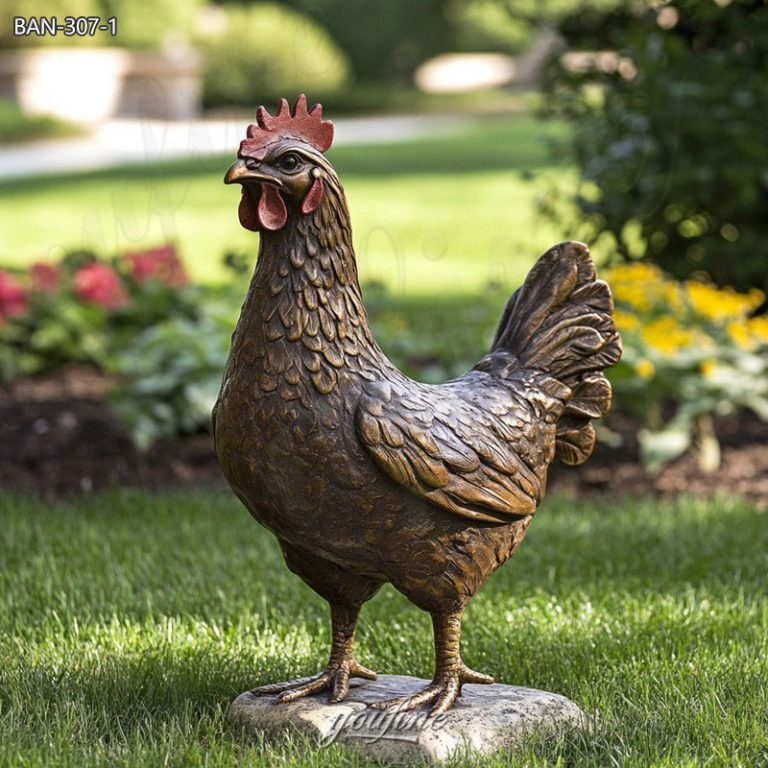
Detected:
left=492, top=241, right=622, bottom=466
left=564, top=374, right=613, bottom=420
left=555, top=419, right=596, bottom=466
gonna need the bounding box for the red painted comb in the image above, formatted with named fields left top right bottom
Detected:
left=239, top=95, right=334, bottom=160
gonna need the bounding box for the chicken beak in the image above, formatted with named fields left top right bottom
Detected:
left=224, top=158, right=283, bottom=187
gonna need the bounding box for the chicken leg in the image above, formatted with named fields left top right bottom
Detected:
left=370, top=610, right=494, bottom=715
left=251, top=602, right=377, bottom=703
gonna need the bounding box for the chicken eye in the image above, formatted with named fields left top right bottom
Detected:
left=279, top=153, right=301, bottom=172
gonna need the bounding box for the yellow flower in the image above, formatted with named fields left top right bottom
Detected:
left=700, top=359, right=717, bottom=379
left=641, top=316, right=695, bottom=356
left=727, top=321, right=755, bottom=350
left=613, top=309, right=640, bottom=332
left=604, top=263, right=664, bottom=283
left=746, top=315, right=768, bottom=345
left=727, top=316, right=768, bottom=350
left=686, top=281, right=765, bottom=323
left=604, top=262, right=682, bottom=315
left=610, top=281, right=653, bottom=312
left=635, top=358, right=655, bottom=379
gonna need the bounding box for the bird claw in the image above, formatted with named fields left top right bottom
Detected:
left=250, top=674, right=323, bottom=696
left=250, top=658, right=377, bottom=704
left=457, top=663, right=494, bottom=685
left=370, top=663, right=493, bottom=715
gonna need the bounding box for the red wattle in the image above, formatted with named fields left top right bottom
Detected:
left=257, top=183, right=288, bottom=231
left=238, top=187, right=261, bottom=231
left=237, top=184, right=288, bottom=232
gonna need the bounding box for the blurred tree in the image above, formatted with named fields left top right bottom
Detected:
left=198, top=3, right=350, bottom=108
left=262, top=0, right=452, bottom=82
left=446, top=0, right=622, bottom=53
left=204, top=0, right=626, bottom=83
left=541, top=0, right=768, bottom=293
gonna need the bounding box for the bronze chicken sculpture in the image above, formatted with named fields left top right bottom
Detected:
left=214, top=95, right=621, bottom=715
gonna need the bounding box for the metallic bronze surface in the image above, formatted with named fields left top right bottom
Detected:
left=214, top=96, right=622, bottom=714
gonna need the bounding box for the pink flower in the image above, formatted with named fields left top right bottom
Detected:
left=125, top=244, right=188, bottom=287
left=30, top=262, right=61, bottom=294
left=0, top=270, right=27, bottom=325
left=73, top=263, right=128, bottom=309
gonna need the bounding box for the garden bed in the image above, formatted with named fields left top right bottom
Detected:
left=0, top=366, right=223, bottom=498
left=2, top=365, right=766, bottom=502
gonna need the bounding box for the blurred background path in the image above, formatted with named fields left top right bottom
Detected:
left=0, top=114, right=468, bottom=180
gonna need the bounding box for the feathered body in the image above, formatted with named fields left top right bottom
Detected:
left=214, top=96, right=621, bottom=713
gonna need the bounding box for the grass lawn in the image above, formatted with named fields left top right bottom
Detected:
left=0, top=115, right=574, bottom=294
left=1, top=491, right=765, bottom=767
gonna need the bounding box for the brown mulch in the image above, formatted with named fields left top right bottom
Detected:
left=1, top=366, right=766, bottom=502
left=0, top=366, right=225, bottom=499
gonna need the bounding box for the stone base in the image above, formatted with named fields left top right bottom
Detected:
left=228, top=674, right=586, bottom=764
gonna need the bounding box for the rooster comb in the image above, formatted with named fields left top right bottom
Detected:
left=240, top=95, right=334, bottom=156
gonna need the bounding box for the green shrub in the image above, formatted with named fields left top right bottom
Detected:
left=198, top=3, right=350, bottom=109
left=541, top=0, right=768, bottom=292
left=0, top=99, right=79, bottom=144
left=100, top=0, right=204, bottom=49
left=108, top=306, right=233, bottom=449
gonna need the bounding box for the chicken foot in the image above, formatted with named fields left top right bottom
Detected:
left=370, top=611, right=493, bottom=715
left=251, top=603, right=376, bottom=704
